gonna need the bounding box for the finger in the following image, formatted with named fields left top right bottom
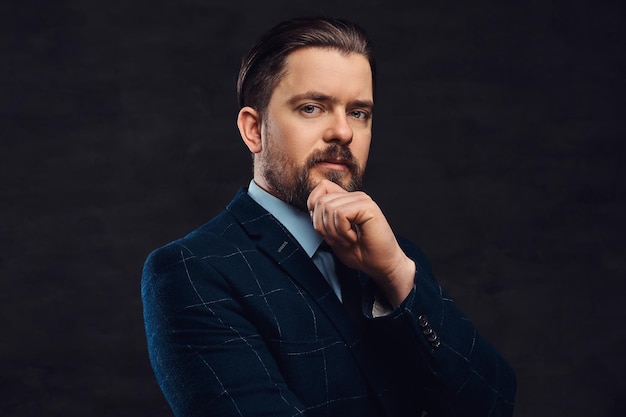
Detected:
left=321, top=203, right=357, bottom=246
left=312, top=196, right=347, bottom=242
left=314, top=194, right=363, bottom=246
left=308, top=180, right=348, bottom=241
left=307, top=179, right=346, bottom=212
left=332, top=209, right=359, bottom=246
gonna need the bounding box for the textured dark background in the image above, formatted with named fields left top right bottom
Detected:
left=2, top=1, right=625, bottom=416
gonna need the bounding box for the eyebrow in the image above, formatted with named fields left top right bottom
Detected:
left=287, top=91, right=374, bottom=110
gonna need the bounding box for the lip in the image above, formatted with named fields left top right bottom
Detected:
left=315, top=160, right=349, bottom=171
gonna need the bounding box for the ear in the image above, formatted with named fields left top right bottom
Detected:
left=237, top=106, right=263, bottom=153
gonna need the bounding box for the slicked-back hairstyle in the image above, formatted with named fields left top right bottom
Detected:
left=236, top=17, right=376, bottom=115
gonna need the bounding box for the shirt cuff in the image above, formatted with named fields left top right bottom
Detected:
left=372, top=294, right=394, bottom=317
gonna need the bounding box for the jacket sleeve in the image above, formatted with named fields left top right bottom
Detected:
left=366, top=238, right=517, bottom=417
left=141, top=243, right=306, bottom=417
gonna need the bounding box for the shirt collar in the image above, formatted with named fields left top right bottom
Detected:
left=247, top=180, right=323, bottom=258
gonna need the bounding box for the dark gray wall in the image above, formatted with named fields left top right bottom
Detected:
left=2, top=1, right=624, bottom=416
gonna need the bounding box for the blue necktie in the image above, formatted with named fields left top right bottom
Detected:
left=318, top=242, right=363, bottom=325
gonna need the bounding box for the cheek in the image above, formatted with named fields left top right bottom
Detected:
left=360, top=152, right=370, bottom=169
left=353, top=137, right=371, bottom=166
left=277, top=123, right=319, bottom=162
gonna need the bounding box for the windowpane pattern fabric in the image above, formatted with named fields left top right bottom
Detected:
left=142, top=188, right=516, bottom=417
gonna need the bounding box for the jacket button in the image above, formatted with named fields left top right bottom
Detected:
left=417, top=315, right=429, bottom=327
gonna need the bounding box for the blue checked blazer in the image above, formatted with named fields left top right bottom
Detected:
left=142, top=188, right=516, bottom=417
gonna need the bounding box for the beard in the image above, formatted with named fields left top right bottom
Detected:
left=261, top=143, right=365, bottom=211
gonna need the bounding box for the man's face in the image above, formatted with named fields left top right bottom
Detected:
left=256, top=47, right=374, bottom=210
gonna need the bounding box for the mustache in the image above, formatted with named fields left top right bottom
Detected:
left=305, top=144, right=358, bottom=172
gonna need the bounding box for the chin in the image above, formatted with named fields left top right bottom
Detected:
left=311, top=171, right=350, bottom=190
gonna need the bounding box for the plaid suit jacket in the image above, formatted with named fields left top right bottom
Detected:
left=142, top=188, right=516, bottom=417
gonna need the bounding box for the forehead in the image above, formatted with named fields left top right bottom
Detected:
left=273, top=47, right=373, bottom=102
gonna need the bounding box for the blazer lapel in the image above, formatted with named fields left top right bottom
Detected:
left=226, top=188, right=362, bottom=343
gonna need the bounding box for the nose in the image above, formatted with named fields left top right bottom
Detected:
left=323, top=111, right=353, bottom=145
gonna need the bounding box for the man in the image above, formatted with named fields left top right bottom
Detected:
left=142, top=17, right=516, bottom=417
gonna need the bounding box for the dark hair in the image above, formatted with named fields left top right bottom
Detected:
left=236, top=17, right=376, bottom=114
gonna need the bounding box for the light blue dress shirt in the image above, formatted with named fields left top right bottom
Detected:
left=247, top=180, right=343, bottom=302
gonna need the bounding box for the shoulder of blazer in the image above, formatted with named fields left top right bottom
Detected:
left=142, top=188, right=252, bottom=271
left=145, top=187, right=301, bottom=270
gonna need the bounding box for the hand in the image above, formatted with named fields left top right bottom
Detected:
left=307, top=180, right=415, bottom=307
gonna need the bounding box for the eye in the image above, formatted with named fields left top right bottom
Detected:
left=300, top=104, right=322, bottom=115
left=349, top=110, right=371, bottom=120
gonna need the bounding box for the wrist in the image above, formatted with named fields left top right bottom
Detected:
left=380, top=256, right=415, bottom=308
